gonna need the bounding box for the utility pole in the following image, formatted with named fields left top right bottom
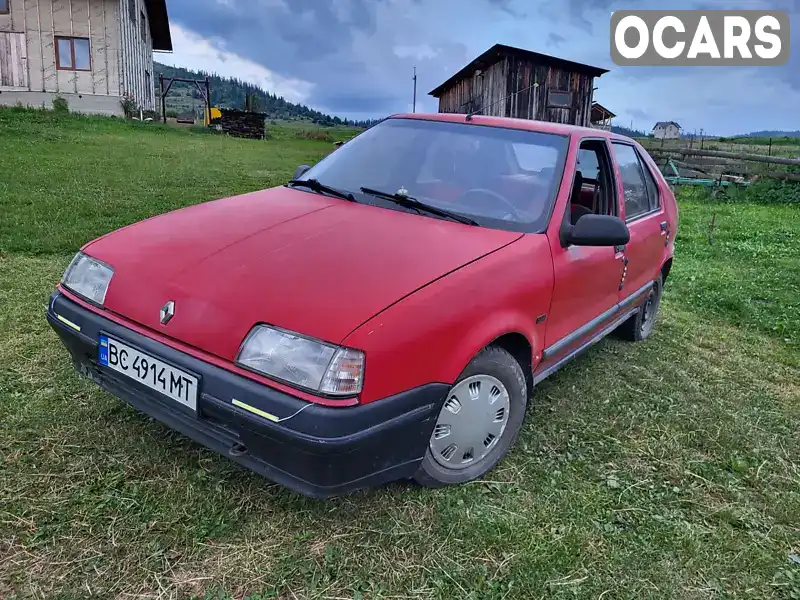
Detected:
left=159, top=73, right=166, bottom=124
left=412, top=66, right=417, bottom=113
left=700, top=128, right=704, bottom=149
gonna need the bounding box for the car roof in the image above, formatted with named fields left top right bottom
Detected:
left=388, top=113, right=637, bottom=144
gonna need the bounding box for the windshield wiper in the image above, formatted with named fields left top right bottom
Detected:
left=359, top=187, right=478, bottom=226
left=288, top=179, right=357, bottom=202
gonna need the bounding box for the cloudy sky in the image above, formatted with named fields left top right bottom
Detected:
left=158, top=0, right=799, bottom=135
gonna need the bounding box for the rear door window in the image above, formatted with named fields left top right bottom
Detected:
left=611, top=143, right=650, bottom=221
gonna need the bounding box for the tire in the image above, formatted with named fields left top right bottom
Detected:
left=414, top=345, right=528, bottom=488
left=616, top=273, right=663, bottom=342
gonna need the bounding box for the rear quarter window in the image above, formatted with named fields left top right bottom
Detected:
left=638, top=152, right=661, bottom=212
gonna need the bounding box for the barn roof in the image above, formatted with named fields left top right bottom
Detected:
left=429, top=44, right=608, bottom=97
left=145, top=0, right=172, bottom=51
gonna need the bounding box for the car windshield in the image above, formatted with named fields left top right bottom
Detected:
left=296, top=118, right=569, bottom=232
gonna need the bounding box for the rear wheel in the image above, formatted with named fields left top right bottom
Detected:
left=414, top=346, right=527, bottom=488
left=617, top=273, right=663, bottom=342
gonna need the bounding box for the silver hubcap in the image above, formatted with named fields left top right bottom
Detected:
left=429, top=375, right=511, bottom=470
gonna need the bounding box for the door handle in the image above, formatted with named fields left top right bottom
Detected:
left=614, top=244, right=626, bottom=254
left=660, top=221, right=668, bottom=231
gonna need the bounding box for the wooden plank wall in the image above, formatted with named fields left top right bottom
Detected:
left=0, top=32, right=29, bottom=87
left=1, top=0, right=121, bottom=96
left=504, top=56, right=594, bottom=126
left=117, top=0, right=153, bottom=108
left=436, top=59, right=506, bottom=116
left=436, top=55, right=596, bottom=127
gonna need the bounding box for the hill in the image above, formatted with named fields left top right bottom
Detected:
left=738, top=130, right=800, bottom=138
left=611, top=125, right=648, bottom=138
left=154, top=62, right=382, bottom=128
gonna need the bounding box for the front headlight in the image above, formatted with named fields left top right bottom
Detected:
left=62, top=252, right=114, bottom=305
left=236, top=325, right=364, bottom=396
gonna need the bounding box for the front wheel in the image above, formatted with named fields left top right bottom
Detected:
left=616, top=273, right=663, bottom=342
left=414, top=346, right=528, bottom=488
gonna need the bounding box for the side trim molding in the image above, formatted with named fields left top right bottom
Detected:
left=619, top=281, right=654, bottom=311
left=534, top=307, right=639, bottom=385
left=541, top=281, right=653, bottom=361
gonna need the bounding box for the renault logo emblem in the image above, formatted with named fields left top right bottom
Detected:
left=160, top=301, right=175, bottom=325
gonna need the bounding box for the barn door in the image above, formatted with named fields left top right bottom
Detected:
left=0, top=32, right=29, bottom=89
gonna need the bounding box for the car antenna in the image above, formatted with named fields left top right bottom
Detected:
left=465, top=80, right=539, bottom=121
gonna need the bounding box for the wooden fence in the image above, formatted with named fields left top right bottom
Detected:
left=643, top=146, right=800, bottom=186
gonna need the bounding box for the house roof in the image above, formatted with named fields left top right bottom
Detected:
left=145, top=0, right=172, bottom=51
left=429, top=44, right=608, bottom=97
left=591, top=101, right=616, bottom=121
left=653, top=121, right=681, bottom=130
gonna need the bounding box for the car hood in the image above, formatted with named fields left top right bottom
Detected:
left=86, top=186, right=522, bottom=361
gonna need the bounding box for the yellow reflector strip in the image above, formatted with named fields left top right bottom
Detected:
left=232, top=399, right=280, bottom=422
left=56, top=314, right=82, bottom=332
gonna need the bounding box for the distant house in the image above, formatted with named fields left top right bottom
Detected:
left=0, top=0, right=172, bottom=116
left=653, top=121, right=681, bottom=140
left=429, top=44, right=608, bottom=127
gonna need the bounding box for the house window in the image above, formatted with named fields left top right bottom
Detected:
left=145, top=70, right=151, bottom=104
left=128, top=0, right=136, bottom=22
left=0, top=0, right=9, bottom=15
left=548, top=90, right=572, bottom=108
left=140, top=11, right=147, bottom=40
left=56, top=37, right=91, bottom=71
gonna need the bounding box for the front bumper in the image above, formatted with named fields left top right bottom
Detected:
left=46, top=291, right=448, bottom=498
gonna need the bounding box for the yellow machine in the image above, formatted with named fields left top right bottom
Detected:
left=204, top=106, right=222, bottom=126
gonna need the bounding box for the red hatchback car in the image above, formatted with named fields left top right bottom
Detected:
left=48, top=113, right=677, bottom=497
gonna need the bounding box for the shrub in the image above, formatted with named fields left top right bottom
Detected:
left=52, top=95, right=69, bottom=113
left=293, top=129, right=332, bottom=142
left=120, top=94, right=138, bottom=118
left=744, top=179, right=800, bottom=204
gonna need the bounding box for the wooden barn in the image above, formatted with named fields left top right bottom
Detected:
left=429, top=44, right=608, bottom=127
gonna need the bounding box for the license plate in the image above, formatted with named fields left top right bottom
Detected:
left=98, top=335, right=198, bottom=411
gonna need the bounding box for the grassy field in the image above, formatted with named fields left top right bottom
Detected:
left=1, top=109, right=798, bottom=599
left=638, top=136, right=800, bottom=158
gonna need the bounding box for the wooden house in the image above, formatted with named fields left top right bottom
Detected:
left=0, top=0, right=171, bottom=115
left=590, top=101, right=615, bottom=130
left=429, top=44, right=608, bottom=127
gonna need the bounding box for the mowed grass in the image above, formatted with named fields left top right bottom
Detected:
left=1, top=109, right=798, bottom=599
left=0, top=108, right=331, bottom=255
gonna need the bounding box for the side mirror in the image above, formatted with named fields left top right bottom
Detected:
left=566, top=214, right=630, bottom=247
left=293, top=165, right=311, bottom=180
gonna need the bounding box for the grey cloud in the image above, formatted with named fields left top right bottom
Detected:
left=166, top=0, right=800, bottom=132
left=486, top=0, right=526, bottom=18
left=546, top=32, right=566, bottom=48
left=559, top=0, right=800, bottom=94
left=627, top=108, right=652, bottom=121
left=168, top=0, right=472, bottom=117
